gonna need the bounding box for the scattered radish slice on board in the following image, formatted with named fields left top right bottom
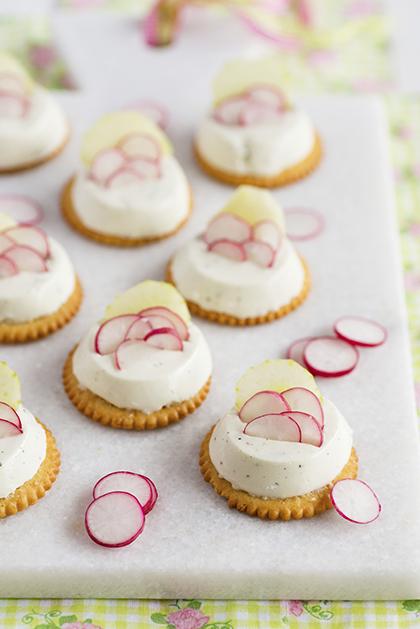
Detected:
left=0, top=255, right=17, bottom=278
left=94, top=314, right=139, bottom=355
left=246, top=85, right=287, bottom=109
left=93, top=471, right=157, bottom=515
left=124, top=317, right=154, bottom=341
left=118, top=133, right=160, bottom=162
left=334, top=316, right=387, bottom=347
left=243, top=413, right=301, bottom=442
left=129, top=158, right=160, bottom=179
left=304, top=336, right=359, bottom=377
left=252, top=219, right=281, bottom=250
left=144, top=327, right=183, bottom=351
left=0, top=194, right=44, bottom=225
left=90, top=148, right=126, bottom=184
left=286, top=337, right=313, bottom=366
left=204, top=213, right=251, bottom=245
left=330, top=479, right=381, bottom=524
left=85, top=491, right=145, bottom=548
left=208, top=239, right=246, bottom=262
left=244, top=240, right=275, bottom=268
left=281, top=387, right=324, bottom=428
left=3, top=245, right=47, bottom=273
left=285, top=208, right=324, bottom=241
left=0, top=401, right=22, bottom=430
left=279, top=410, right=323, bottom=447
left=5, top=226, right=49, bottom=258
left=213, top=96, right=247, bottom=125
left=106, top=167, right=144, bottom=189
left=138, top=306, right=189, bottom=341
left=239, top=390, right=290, bottom=423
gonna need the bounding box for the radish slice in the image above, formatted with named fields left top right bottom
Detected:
left=330, top=479, right=381, bottom=524
left=279, top=410, right=323, bottom=447
left=285, top=208, right=324, bottom=241
left=118, top=133, right=160, bottom=162
left=115, top=339, right=147, bottom=370
left=147, top=477, right=158, bottom=511
left=244, top=240, right=275, bottom=268
left=85, top=491, right=145, bottom=548
left=286, top=337, right=313, bottom=366
left=106, top=167, right=144, bottom=189
left=3, top=245, right=47, bottom=273
left=281, top=387, right=324, bottom=428
left=239, top=103, right=283, bottom=126
left=94, top=314, right=139, bottom=355
left=0, top=194, right=44, bottom=225
left=334, top=316, right=387, bottom=347
left=0, top=401, right=22, bottom=430
left=204, top=213, right=251, bottom=245
left=93, top=471, right=157, bottom=515
left=0, top=235, right=13, bottom=254
left=124, top=317, right=153, bottom=341
left=0, top=418, right=22, bottom=437
left=0, top=255, right=17, bottom=278
left=208, top=239, right=246, bottom=262
left=144, top=327, right=183, bottom=351
left=5, top=226, right=49, bottom=258
left=239, top=390, right=290, bottom=423
left=129, top=158, right=160, bottom=179
left=138, top=306, right=189, bottom=341
left=252, top=220, right=281, bottom=250
left=0, top=94, right=28, bottom=118
left=304, top=336, right=359, bottom=378
left=0, top=73, right=26, bottom=97
left=213, top=96, right=248, bottom=126
left=128, top=101, right=169, bottom=130
left=135, top=313, right=175, bottom=334
left=90, top=148, right=126, bottom=184
left=243, top=413, right=301, bottom=442
left=246, top=85, right=287, bottom=109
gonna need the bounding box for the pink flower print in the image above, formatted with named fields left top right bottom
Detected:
left=404, top=271, right=420, bottom=292
left=166, top=608, right=210, bottom=629
left=61, top=623, right=103, bottom=629
left=29, top=45, right=57, bottom=69
left=288, top=600, right=304, bottom=617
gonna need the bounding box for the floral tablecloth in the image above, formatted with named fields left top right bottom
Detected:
left=1, top=3, right=420, bottom=627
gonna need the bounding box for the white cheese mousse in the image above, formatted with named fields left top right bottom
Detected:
left=0, top=406, right=46, bottom=498
left=73, top=322, right=212, bottom=413
left=71, top=155, right=190, bottom=239
left=171, top=238, right=305, bottom=318
left=0, top=238, right=76, bottom=323
left=209, top=398, right=353, bottom=499
left=195, top=109, right=316, bottom=177
left=0, top=87, right=68, bottom=170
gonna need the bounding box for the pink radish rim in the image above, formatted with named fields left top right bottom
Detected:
left=85, top=491, right=145, bottom=548
left=303, top=336, right=359, bottom=378
left=286, top=336, right=314, bottom=362
left=94, top=314, right=139, bottom=355
left=285, top=208, right=325, bottom=241
left=244, top=412, right=302, bottom=442
left=278, top=410, right=323, bottom=447
left=0, top=418, right=23, bottom=435
left=138, top=306, right=189, bottom=341
left=330, top=478, right=381, bottom=524
left=117, top=133, right=161, bottom=164
left=0, top=254, right=18, bottom=277
left=89, top=148, right=127, bottom=183
left=0, top=194, right=44, bottom=225
left=208, top=238, right=247, bottom=261
left=239, top=389, right=291, bottom=422
left=93, top=470, right=157, bottom=515
left=243, top=239, right=276, bottom=267
left=0, top=401, right=22, bottom=430
left=105, top=166, right=145, bottom=188
left=203, top=213, right=252, bottom=245
left=144, top=326, right=183, bottom=350
left=3, top=244, right=48, bottom=272
left=4, top=225, right=50, bottom=258
left=333, top=316, right=388, bottom=347
left=281, top=386, right=324, bottom=429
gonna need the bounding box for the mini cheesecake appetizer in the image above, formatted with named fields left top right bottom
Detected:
left=194, top=56, right=321, bottom=188
left=0, top=53, right=68, bottom=173
left=200, top=359, right=358, bottom=520
left=61, top=111, right=191, bottom=246
left=63, top=280, right=212, bottom=429
left=0, top=211, right=82, bottom=342
left=167, top=185, right=310, bottom=325
left=0, top=362, right=60, bottom=518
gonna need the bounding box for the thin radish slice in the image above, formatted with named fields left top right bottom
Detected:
left=124, top=316, right=154, bottom=341
left=334, top=316, right=387, bottom=347
left=93, top=471, right=157, bottom=515
left=239, top=103, right=283, bottom=126
left=246, top=85, right=288, bottom=109
left=127, top=101, right=169, bottom=130
left=243, top=413, right=301, bottom=442
left=285, top=208, right=324, bottom=241
left=5, top=226, right=49, bottom=258
left=0, top=418, right=23, bottom=437
left=0, top=255, right=17, bottom=278
left=94, top=314, right=139, bottom=355
left=3, top=245, right=47, bottom=273
left=213, top=96, right=248, bottom=126
left=0, top=235, right=13, bottom=254
left=304, top=336, right=359, bottom=378
left=286, top=337, right=313, bottom=366
left=129, top=158, right=160, bottom=179
left=244, top=240, right=276, bottom=268
left=330, top=479, right=381, bottom=524
left=0, top=195, right=44, bottom=225
left=144, top=327, right=183, bottom=351
left=204, top=213, right=251, bottom=245
left=115, top=339, right=147, bottom=370
left=138, top=306, right=189, bottom=341
left=281, top=387, right=324, bottom=429
left=118, top=133, right=160, bottom=162
left=252, top=220, right=281, bottom=250
left=0, top=401, right=22, bottom=430
left=208, top=239, right=246, bottom=262
left=85, top=491, right=145, bottom=548
left=106, top=167, right=144, bottom=189
left=90, top=148, right=126, bottom=184
left=239, top=390, right=290, bottom=423
left=0, top=73, right=26, bottom=97
left=0, top=94, right=28, bottom=118
left=147, top=477, right=158, bottom=511
left=279, top=410, right=323, bottom=447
